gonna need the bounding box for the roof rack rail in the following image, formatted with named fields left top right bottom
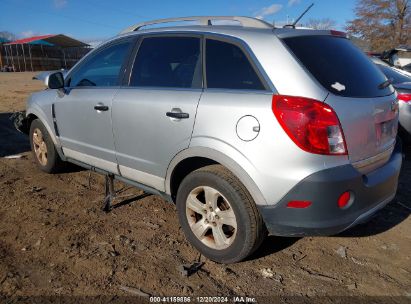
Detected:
left=120, top=16, right=273, bottom=34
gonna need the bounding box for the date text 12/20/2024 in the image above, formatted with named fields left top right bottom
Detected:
left=149, top=296, right=257, bottom=303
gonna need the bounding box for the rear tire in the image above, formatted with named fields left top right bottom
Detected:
left=29, top=119, right=65, bottom=173
left=176, top=165, right=266, bottom=263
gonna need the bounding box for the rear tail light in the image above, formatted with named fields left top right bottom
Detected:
left=398, top=93, right=411, bottom=103
left=272, top=95, right=347, bottom=155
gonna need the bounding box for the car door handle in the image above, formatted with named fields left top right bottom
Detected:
left=94, top=104, right=109, bottom=111
left=166, top=111, right=189, bottom=119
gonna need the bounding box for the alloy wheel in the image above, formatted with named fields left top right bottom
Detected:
left=32, top=128, right=48, bottom=166
left=185, top=186, right=237, bottom=250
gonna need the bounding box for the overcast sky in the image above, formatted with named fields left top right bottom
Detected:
left=0, top=0, right=357, bottom=42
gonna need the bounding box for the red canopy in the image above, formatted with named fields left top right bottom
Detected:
left=7, top=35, right=54, bottom=45
left=6, top=34, right=88, bottom=47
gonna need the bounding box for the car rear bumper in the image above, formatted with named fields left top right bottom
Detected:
left=258, top=140, right=402, bottom=237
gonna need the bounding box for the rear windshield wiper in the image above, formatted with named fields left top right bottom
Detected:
left=378, top=78, right=393, bottom=89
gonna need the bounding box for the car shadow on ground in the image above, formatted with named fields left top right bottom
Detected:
left=0, top=111, right=84, bottom=173
left=0, top=112, right=31, bottom=157
left=249, top=236, right=300, bottom=260
left=338, top=202, right=410, bottom=237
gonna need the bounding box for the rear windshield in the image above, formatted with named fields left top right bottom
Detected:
left=282, top=36, right=394, bottom=98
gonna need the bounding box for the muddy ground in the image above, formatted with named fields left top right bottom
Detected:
left=0, top=72, right=410, bottom=303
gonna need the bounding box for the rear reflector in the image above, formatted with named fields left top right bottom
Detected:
left=398, top=93, right=411, bottom=103
left=287, top=200, right=312, bottom=208
left=338, top=191, right=352, bottom=209
left=272, top=95, right=347, bottom=155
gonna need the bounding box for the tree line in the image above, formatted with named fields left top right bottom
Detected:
left=302, top=0, right=410, bottom=52
left=347, top=0, right=410, bottom=52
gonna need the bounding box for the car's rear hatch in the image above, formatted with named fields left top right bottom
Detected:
left=281, top=33, right=398, bottom=173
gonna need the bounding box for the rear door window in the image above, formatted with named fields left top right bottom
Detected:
left=130, top=36, right=201, bottom=89
left=205, top=39, right=265, bottom=90
left=282, top=36, right=394, bottom=98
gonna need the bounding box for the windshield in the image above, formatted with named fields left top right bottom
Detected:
left=282, top=35, right=394, bottom=98
left=377, top=64, right=411, bottom=84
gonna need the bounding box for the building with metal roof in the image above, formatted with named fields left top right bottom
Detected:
left=5, top=34, right=88, bottom=47
left=0, top=37, right=10, bottom=44
left=0, top=34, right=90, bottom=72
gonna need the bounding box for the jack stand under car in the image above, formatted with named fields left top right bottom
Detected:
left=103, top=174, right=116, bottom=212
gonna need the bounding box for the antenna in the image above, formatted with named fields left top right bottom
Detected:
left=284, top=3, right=314, bottom=28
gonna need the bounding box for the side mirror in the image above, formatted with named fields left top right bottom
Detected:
left=46, top=72, right=64, bottom=89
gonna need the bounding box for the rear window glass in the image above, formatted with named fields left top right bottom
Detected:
left=283, top=36, right=394, bottom=98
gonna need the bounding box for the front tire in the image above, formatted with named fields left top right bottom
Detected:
left=176, top=165, right=266, bottom=263
left=29, top=119, right=64, bottom=173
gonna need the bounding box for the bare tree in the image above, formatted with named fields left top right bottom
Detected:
left=347, top=0, right=410, bottom=52
left=0, top=31, right=16, bottom=42
left=304, top=18, right=337, bottom=30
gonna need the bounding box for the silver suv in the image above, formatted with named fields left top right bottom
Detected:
left=21, top=17, right=402, bottom=263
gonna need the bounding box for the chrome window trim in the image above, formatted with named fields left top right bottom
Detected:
left=118, top=86, right=203, bottom=93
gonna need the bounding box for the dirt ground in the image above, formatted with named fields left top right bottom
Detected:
left=0, top=72, right=410, bottom=303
